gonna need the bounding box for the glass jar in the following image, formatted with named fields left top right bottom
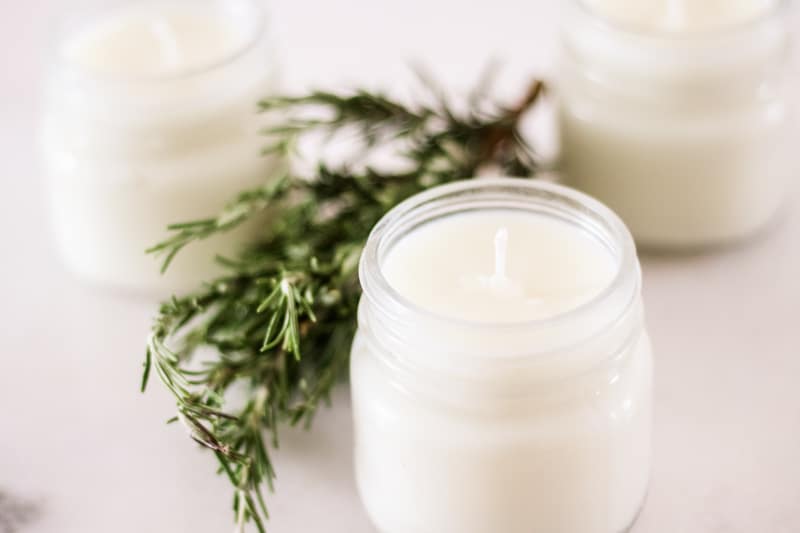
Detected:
left=40, top=0, right=281, bottom=294
left=557, top=0, right=794, bottom=249
left=352, top=179, right=653, bottom=533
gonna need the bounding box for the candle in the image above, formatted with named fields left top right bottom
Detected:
left=382, top=212, right=617, bottom=322
left=41, top=0, right=280, bottom=293
left=352, top=178, right=653, bottom=533
left=557, top=0, right=793, bottom=249
left=583, top=0, right=777, bottom=31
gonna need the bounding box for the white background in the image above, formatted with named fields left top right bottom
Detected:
left=1, top=0, right=799, bottom=532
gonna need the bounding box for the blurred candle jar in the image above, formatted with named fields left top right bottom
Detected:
left=352, top=178, right=653, bottom=533
left=558, top=0, right=794, bottom=249
left=41, top=0, right=280, bottom=293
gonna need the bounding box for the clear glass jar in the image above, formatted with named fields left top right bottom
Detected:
left=40, top=0, right=280, bottom=294
left=557, top=0, right=794, bottom=249
left=352, top=179, right=653, bottom=533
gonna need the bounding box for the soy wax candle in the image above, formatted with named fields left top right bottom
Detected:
left=558, top=0, right=793, bottom=249
left=352, top=178, right=653, bottom=533
left=41, top=0, right=280, bottom=293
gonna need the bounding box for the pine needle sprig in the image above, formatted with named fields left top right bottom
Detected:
left=142, top=74, right=546, bottom=531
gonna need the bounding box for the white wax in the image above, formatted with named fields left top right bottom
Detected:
left=352, top=199, right=652, bottom=533
left=559, top=0, right=791, bottom=248
left=42, top=0, right=279, bottom=293
left=383, top=211, right=617, bottom=322
left=583, top=0, right=776, bottom=31
left=63, top=3, right=250, bottom=77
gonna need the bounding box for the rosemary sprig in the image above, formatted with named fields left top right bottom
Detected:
left=142, top=75, right=545, bottom=531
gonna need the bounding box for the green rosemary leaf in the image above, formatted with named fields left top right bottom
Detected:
left=141, top=348, right=152, bottom=393
left=143, top=74, right=546, bottom=529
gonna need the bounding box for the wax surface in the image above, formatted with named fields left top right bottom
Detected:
left=64, top=2, right=251, bottom=77
left=583, top=0, right=775, bottom=31
left=382, top=211, right=617, bottom=322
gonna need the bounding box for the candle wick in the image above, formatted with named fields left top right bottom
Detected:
left=493, top=227, right=509, bottom=281
left=150, top=17, right=181, bottom=69
left=464, top=226, right=541, bottom=305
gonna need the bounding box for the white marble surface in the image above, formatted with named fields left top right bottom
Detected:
left=1, top=1, right=799, bottom=532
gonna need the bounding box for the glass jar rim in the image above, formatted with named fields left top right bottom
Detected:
left=49, top=0, right=268, bottom=85
left=359, top=177, right=640, bottom=333
left=569, top=0, right=790, bottom=40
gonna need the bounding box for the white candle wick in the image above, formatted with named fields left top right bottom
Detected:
left=492, top=227, right=509, bottom=282
left=150, top=17, right=181, bottom=69
left=460, top=227, right=541, bottom=306
left=473, top=227, right=523, bottom=294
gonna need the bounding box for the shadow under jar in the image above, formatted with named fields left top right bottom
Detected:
left=41, top=0, right=281, bottom=294
left=557, top=0, right=794, bottom=250
left=351, top=178, right=653, bottom=533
